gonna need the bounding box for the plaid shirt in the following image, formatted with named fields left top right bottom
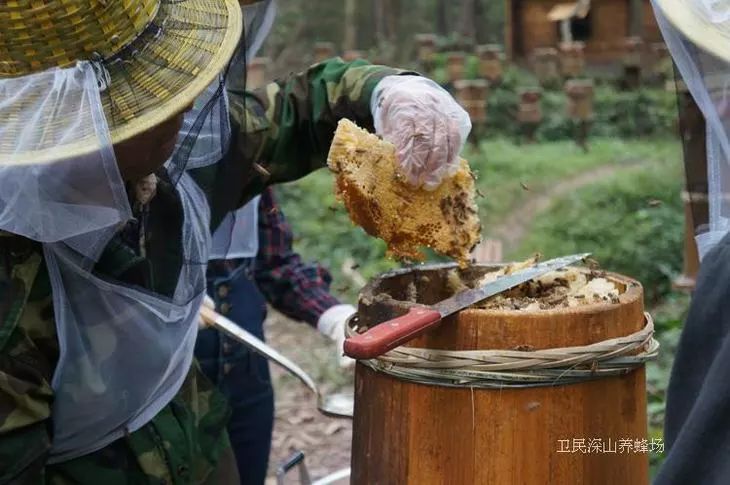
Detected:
left=208, top=187, right=340, bottom=326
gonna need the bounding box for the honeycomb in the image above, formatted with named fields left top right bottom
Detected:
left=327, top=119, right=482, bottom=266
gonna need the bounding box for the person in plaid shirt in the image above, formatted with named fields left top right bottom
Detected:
left=195, top=187, right=355, bottom=485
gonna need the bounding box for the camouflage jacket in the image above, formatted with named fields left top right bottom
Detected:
left=0, top=58, right=402, bottom=484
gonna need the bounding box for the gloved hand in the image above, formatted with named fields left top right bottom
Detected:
left=371, top=75, right=472, bottom=190
left=317, top=304, right=358, bottom=369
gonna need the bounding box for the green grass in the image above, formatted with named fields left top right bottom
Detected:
left=467, top=137, right=680, bottom=228
left=514, top=151, right=684, bottom=302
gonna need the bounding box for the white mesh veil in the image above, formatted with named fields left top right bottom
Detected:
left=0, top=57, right=217, bottom=461
left=653, top=0, right=730, bottom=260
left=210, top=0, right=275, bottom=260
left=0, top=62, right=132, bottom=261
left=37, top=66, right=218, bottom=461
left=0, top=0, right=270, bottom=462
left=226, top=0, right=276, bottom=80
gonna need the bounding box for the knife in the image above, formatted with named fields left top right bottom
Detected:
left=343, top=253, right=591, bottom=360
left=200, top=304, right=318, bottom=394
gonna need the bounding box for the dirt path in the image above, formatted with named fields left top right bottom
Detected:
left=491, top=161, right=645, bottom=250
left=264, top=311, right=353, bottom=484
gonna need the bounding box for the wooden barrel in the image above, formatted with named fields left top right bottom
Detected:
left=446, top=52, right=467, bottom=83
left=623, top=36, right=644, bottom=68
left=314, top=42, right=336, bottom=63
left=517, top=88, right=542, bottom=125
left=415, top=34, right=438, bottom=65
left=475, top=44, right=504, bottom=84
left=532, top=47, right=560, bottom=85
left=559, top=41, right=586, bottom=78
left=343, top=49, right=365, bottom=62
left=351, top=264, right=651, bottom=485
left=564, top=79, right=595, bottom=121
left=454, top=80, right=489, bottom=124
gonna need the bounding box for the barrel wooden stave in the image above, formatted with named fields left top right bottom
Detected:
left=352, top=267, right=649, bottom=485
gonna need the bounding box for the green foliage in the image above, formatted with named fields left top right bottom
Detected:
left=515, top=156, right=685, bottom=303
left=467, top=137, right=680, bottom=228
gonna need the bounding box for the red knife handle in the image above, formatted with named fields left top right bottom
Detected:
left=344, top=307, right=442, bottom=360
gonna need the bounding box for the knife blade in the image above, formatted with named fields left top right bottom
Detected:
left=200, top=305, right=318, bottom=395
left=343, top=253, right=591, bottom=360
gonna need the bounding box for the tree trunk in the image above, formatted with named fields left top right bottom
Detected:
left=344, top=0, right=357, bottom=50
left=436, top=0, right=448, bottom=36
left=474, top=0, right=487, bottom=44
left=374, top=0, right=386, bottom=46
left=385, top=0, right=401, bottom=44
left=460, top=0, right=476, bottom=43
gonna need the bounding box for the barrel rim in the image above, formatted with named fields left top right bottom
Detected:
left=358, top=262, right=643, bottom=317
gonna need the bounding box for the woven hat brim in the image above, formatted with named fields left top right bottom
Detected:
left=6, top=0, right=243, bottom=165
left=654, top=0, right=730, bottom=62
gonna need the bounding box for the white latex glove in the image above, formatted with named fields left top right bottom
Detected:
left=371, top=75, right=472, bottom=190
left=317, top=304, right=358, bottom=369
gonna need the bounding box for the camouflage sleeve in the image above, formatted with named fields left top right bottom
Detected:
left=0, top=252, right=54, bottom=484
left=201, top=58, right=411, bottom=226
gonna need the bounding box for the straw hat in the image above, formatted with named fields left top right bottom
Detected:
left=0, top=0, right=243, bottom=163
left=653, top=0, right=730, bottom=62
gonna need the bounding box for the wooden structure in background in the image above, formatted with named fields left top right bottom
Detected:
left=674, top=80, right=707, bottom=292
left=352, top=266, right=650, bottom=485
left=476, top=44, right=505, bottom=84
left=454, top=80, right=489, bottom=122
left=454, top=79, right=489, bottom=141
left=415, top=34, right=438, bottom=73
left=342, top=49, right=365, bottom=62
left=506, top=0, right=662, bottom=65
left=650, top=42, right=670, bottom=83
left=565, top=79, right=594, bottom=150
left=559, top=41, right=586, bottom=78
left=517, top=88, right=543, bottom=142
left=314, top=42, right=336, bottom=63
left=532, top=47, right=560, bottom=85
left=565, top=79, right=594, bottom=120
left=622, top=36, right=644, bottom=88
left=446, top=52, right=467, bottom=84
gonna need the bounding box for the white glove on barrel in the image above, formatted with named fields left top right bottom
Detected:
left=317, top=304, right=358, bottom=369
left=371, top=75, right=472, bottom=190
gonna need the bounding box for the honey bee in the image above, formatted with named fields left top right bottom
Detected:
left=582, top=256, right=600, bottom=270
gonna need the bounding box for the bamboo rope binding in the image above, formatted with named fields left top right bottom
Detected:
left=347, top=312, right=658, bottom=389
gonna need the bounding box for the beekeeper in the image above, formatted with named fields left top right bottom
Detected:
left=0, top=0, right=470, bottom=482
left=651, top=1, right=730, bottom=483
